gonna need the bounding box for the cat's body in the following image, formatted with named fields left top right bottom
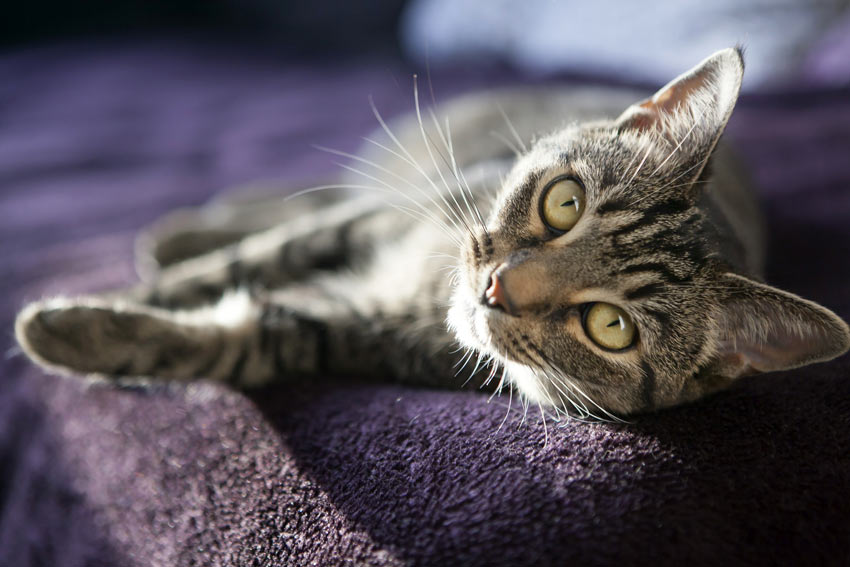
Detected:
left=15, top=49, right=849, bottom=417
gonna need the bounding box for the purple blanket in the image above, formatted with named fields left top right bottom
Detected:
left=2, top=38, right=850, bottom=566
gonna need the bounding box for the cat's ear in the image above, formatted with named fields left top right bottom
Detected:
left=711, top=273, right=850, bottom=379
left=616, top=47, right=744, bottom=153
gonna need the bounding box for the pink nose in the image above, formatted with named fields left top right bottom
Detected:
left=485, top=267, right=516, bottom=316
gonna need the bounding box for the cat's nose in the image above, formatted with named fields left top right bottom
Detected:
left=484, top=266, right=516, bottom=316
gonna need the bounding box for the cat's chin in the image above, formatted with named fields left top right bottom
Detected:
left=448, top=289, right=640, bottom=415
left=447, top=295, right=559, bottom=406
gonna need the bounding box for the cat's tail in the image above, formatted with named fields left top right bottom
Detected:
left=14, top=290, right=324, bottom=386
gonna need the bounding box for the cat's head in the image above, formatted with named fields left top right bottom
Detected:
left=448, top=48, right=850, bottom=416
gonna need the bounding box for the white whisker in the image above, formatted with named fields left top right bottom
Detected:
left=496, top=102, right=528, bottom=153
left=453, top=348, right=475, bottom=376
left=490, top=130, right=522, bottom=157
left=495, top=381, right=514, bottom=433
left=626, top=139, right=654, bottom=188
left=368, top=96, right=474, bottom=238
left=537, top=399, right=549, bottom=448
left=411, top=76, right=476, bottom=236
left=282, top=183, right=458, bottom=244
left=316, top=144, right=466, bottom=238
left=332, top=160, right=463, bottom=243
left=426, top=109, right=488, bottom=234
left=649, top=105, right=706, bottom=177
left=441, top=117, right=490, bottom=234
left=488, top=365, right=509, bottom=403
left=519, top=394, right=530, bottom=428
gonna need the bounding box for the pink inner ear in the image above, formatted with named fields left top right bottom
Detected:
left=616, top=48, right=744, bottom=139
left=715, top=272, right=850, bottom=380
left=719, top=297, right=850, bottom=376
left=620, top=103, right=656, bottom=131
left=715, top=338, right=801, bottom=379
left=652, top=72, right=709, bottom=111
left=725, top=336, right=810, bottom=374
left=731, top=320, right=848, bottom=375
left=623, top=72, right=711, bottom=134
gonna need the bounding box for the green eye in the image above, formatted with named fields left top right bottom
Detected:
left=541, top=177, right=585, bottom=232
left=583, top=302, right=636, bottom=351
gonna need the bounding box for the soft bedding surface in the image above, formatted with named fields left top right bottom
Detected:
left=1, top=38, right=850, bottom=566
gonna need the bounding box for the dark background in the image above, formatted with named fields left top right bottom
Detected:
left=2, top=0, right=408, bottom=54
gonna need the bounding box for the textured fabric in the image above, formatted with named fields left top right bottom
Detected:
left=2, top=38, right=850, bottom=566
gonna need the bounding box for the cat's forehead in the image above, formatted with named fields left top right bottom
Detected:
left=497, top=126, right=596, bottom=188
left=503, top=122, right=688, bottom=204
left=528, top=123, right=617, bottom=164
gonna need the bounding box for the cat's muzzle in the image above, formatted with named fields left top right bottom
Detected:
left=484, top=264, right=517, bottom=316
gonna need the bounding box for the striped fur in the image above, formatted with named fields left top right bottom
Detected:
left=15, top=48, right=850, bottom=417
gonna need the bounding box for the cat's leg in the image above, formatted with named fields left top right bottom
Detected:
left=135, top=196, right=406, bottom=308
left=136, top=186, right=351, bottom=277
left=15, top=295, right=250, bottom=382
left=15, top=281, right=457, bottom=387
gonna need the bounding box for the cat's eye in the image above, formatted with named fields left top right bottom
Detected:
left=540, top=177, right=586, bottom=233
left=583, top=302, right=636, bottom=351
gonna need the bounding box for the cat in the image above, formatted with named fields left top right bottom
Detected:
left=14, top=47, right=850, bottom=419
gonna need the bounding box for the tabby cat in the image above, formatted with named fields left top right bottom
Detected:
left=15, top=48, right=850, bottom=418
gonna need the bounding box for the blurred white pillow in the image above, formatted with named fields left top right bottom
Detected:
left=401, top=0, right=849, bottom=89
